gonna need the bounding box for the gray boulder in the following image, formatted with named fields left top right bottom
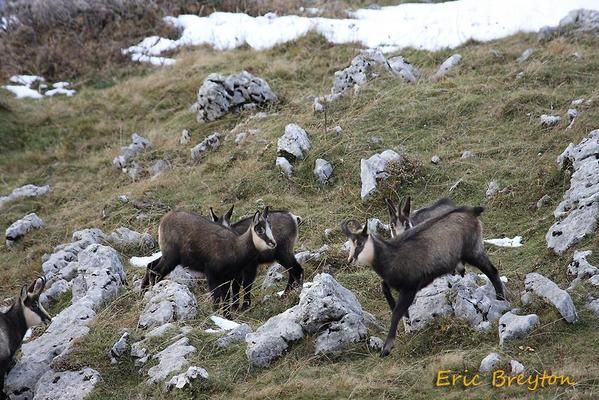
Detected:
left=314, top=158, right=333, bottom=185
left=72, top=228, right=106, bottom=244
left=523, top=273, right=578, bottom=323
left=559, top=9, right=599, bottom=32
left=366, top=218, right=390, bottom=236
left=567, top=250, right=598, bottom=279
left=216, top=323, right=252, bottom=349
left=39, top=279, right=71, bottom=307
left=547, top=130, right=599, bottom=254
left=191, top=71, right=277, bottom=123
left=566, top=109, right=578, bottom=130
left=165, top=265, right=204, bottom=288
left=191, top=132, right=222, bottom=160
left=166, top=366, right=208, bottom=391
left=261, top=263, right=285, bottom=289
left=33, top=368, right=101, bottom=400
left=431, top=155, right=441, bottom=165
left=387, top=56, right=419, bottom=83
left=277, top=123, right=311, bottom=161
left=432, top=54, right=462, bottom=80
left=314, top=313, right=367, bottom=354
left=479, top=352, right=501, bottom=373
left=498, top=312, right=539, bottom=346
left=360, top=149, right=402, bottom=200
left=245, top=308, right=304, bottom=368
left=109, top=227, right=155, bottom=248
left=149, top=159, right=169, bottom=178
left=139, top=280, right=198, bottom=329
left=486, top=181, right=500, bottom=199
left=276, top=157, right=293, bottom=177
left=109, top=332, right=130, bottom=363
left=510, top=359, right=525, bottom=374
left=5, top=213, right=43, bottom=247
left=403, top=276, right=453, bottom=333
left=586, top=296, right=599, bottom=318
left=0, top=184, right=50, bottom=209
left=147, top=337, right=197, bottom=386
left=516, top=48, right=534, bottom=64
left=112, top=133, right=151, bottom=169
left=295, top=245, right=329, bottom=266
left=180, top=129, right=191, bottom=145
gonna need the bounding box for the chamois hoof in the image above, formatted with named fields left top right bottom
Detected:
left=379, top=348, right=391, bottom=358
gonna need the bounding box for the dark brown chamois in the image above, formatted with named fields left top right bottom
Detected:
left=0, top=277, right=52, bottom=398
left=209, top=205, right=303, bottom=309
left=385, top=196, right=465, bottom=276
left=342, top=206, right=505, bottom=357
left=141, top=208, right=276, bottom=313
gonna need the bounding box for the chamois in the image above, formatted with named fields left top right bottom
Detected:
left=209, top=205, right=303, bottom=309
left=1, top=277, right=52, bottom=397
left=141, top=208, right=276, bottom=313
left=385, top=196, right=465, bottom=276
left=341, top=206, right=505, bottom=357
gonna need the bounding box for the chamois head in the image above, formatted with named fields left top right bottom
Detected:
left=209, top=204, right=235, bottom=228
left=341, top=220, right=373, bottom=266
left=20, top=276, right=52, bottom=327
left=251, top=207, right=276, bottom=251
left=385, top=196, right=412, bottom=238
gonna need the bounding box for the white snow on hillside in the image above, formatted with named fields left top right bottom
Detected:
left=124, top=0, right=599, bottom=65
left=2, top=75, right=76, bottom=99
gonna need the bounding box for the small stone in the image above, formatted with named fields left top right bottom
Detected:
left=368, top=136, right=383, bottom=144
left=109, top=332, right=130, bottom=363
left=327, top=125, right=343, bottom=134
left=314, top=158, right=333, bottom=185
left=216, top=323, right=252, bottom=349
left=510, top=360, right=525, bottom=374
left=540, top=114, right=561, bottom=128
left=5, top=213, right=44, bottom=247
left=461, top=150, right=476, bottom=159
left=324, top=228, right=334, bottom=239
left=431, top=155, right=441, bottom=164
left=262, top=263, right=285, bottom=289
left=432, top=54, right=462, bottom=80
left=147, top=337, right=197, bottom=385
left=191, top=132, right=222, bottom=160
left=360, top=150, right=402, bottom=200
left=536, top=194, right=551, bottom=209
left=277, top=124, right=311, bottom=161
left=149, top=160, right=169, bottom=178
left=180, top=129, right=191, bottom=145
left=479, top=352, right=502, bottom=373
left=368, top=336, right=384, bottom=351
left=486, top=181, right=500, bottom=199
left=166, top=366, right=208, bottom=391
left=516, top=48, right=534, bottom=64
left=276, top=157, right=293, bottom=178
left=498, top=312, right=539, bottom=346
left=524, top=273, right=578, bottom=323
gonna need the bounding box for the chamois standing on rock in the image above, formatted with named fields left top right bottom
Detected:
left=210, top=205, right=303, bottom=309
left=385, top=196, right=465, bottom=276
left=342, top=206, right=505, bottom=357
left=141, top=208, right=277, bottom=313
left=0, top=277, right=52, bottom=399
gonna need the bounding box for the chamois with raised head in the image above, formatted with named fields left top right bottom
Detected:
left=385, top=196, right=465, bottom=276
left=209, top=204, right=303, bottom=309
left=141, top=208, right=276, bottom=313
left=1, top=277, right=52, bottom=397
left=341, top=206, right=505, bottom=357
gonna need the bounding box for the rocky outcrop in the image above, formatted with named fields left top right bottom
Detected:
left=0, top=184, right=50, bottom=209
left=523, top=273, right=578, bottom=323
left=138, top=280, right=198, bottom=329
left=246, top=273, right=369, bottom=368
left=216, top=323, right=252, bottom=349
left=546, top=130, right=599, bottom=254
left=404, top=273, right=510, bottom=333
left=360, top=149, right=402, bottom=200
left=191, top=71, right=277, bottom=123
left=33, top=368, right=101, bottom=400
left=147, top=337, right=197, bottom=386
left=5, top=213, right=43, bottom=247
left=498, top=312, right=539, bottom=346
left=108, top=227, right=155, bottom=248
left=112, top=133, right=151, bottom=169
left=166, top=366, right=209, bottom=391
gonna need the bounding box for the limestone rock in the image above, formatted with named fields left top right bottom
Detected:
left=479, top=352, right=501, bottom=373
left=139, top=280, right=198, bottom=329
left=432, top=54, right=462, bottom=80
left=166, top=366, right=208, bottom=391
left=314, top=313, right=367, bottom=354
left=33, top=368, right=101, bottom=400
left=109, top=332, right=130, bottom=363
left=0, top=184, right=50, bottom=209
left=191, top=132, right=222, bottom=160
left=524, top=273, right=578, bottom=323
left=368, top=336, right=384, bottom=351
left=6, top=213, right=43, bottom=247
left=147, top=337, right=197, bottom=385
left=540, top=114, right=561, bottom=127
left=180, top=129, right=191, bottom=145
left=109, top=227, right=155, bottom=248
left=498, top=312, right=539, bottom=346
left=360, top=149, right=402, bottom=200
left=516, top=48, right=534, bottom=64
left=261, top=263, right=285, bottom=289
left=112, top=133, right=151, bottom=169
left=216, top=323, right=252, bottom=349
left=314, top=158, right=333, bottom=185
left=277, top=124, right=311, bottom=161
left=276, top=157, right=293, bottom=177
left=461, top=150, right=476, bottom=159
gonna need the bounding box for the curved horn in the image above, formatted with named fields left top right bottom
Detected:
left=209, top=207, right=219, bottom=222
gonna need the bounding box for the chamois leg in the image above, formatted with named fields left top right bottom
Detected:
left=467, top=253, right=505, bottom=301
left=381, top=289, right=417, bottom=358
left=141, top=253, right=178, bottom=289
left=231, top=274, right=242, bottom=310
left=381, top=281, right=396, bottom=311
left=279, top=251, right=304, bottom=294
left=241, top=263, right=258, bottom=310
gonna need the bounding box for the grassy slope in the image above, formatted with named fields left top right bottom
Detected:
left=1, top=30, right=598, bottom=399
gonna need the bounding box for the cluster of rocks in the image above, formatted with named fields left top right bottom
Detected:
left=314, top=48, right=419, bottom=110
left=546, top=129, right=599, bottom=254
left=112, top=133, right=168, bottom=180
left=0, top=183, right=50, bottom=209
left=276, top=123, right=312, bottom=178
left=246, top=273, right=372, bottom=367
left=360, top=149, right=402, bottom=200
left=540, top=108, right=579, bottom=129
left=138, top=280, right=198, bottom=329
left=479, top=352, right=525, bottom=374
left=190, top=71, right=277, bottom=123
left=538, top=9, right=599, bottom=41
left=5, top=212, right=44, bottom=247
left=5, top=230, right=127, bottom=400
left=565, top=250, right=599, bottom=318
left=403, top=273, right=510, bottom=333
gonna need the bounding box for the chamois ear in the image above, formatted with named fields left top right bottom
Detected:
left=263, top=206, right=270, bottom=219
left=31, top=277, right=45, bottom=296
left=403, top=196, right=412, bottom=216
left=252, top=210, right=261, bottom=225
left=384, top=197, right=397, bottom=217
left=209, top=207, right=219, bottom=222
left=223, top=204, right=234, bottom=224
left=20, top=285, right=28, bottom=302
left=361, top=222, right=368, bottom=236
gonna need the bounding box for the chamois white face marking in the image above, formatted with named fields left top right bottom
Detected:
left=252, top=215, right=277, bottom=251
left=355, top=236, right=375, bottom=266
left=22, top=296, right=51, bottom=328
